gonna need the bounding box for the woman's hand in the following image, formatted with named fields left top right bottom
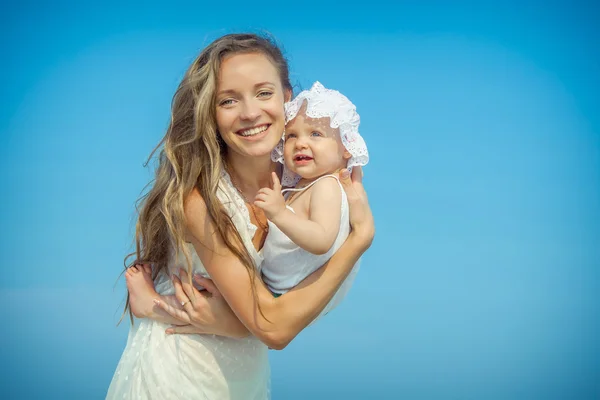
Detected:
left=154, top=269, right=250, bottom=338
left=339, top=166, right=375, bottom=250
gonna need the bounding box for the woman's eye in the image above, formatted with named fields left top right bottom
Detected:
left=219, top=99, right=235, bottom=106
left=258, top=91, right=273, bottom=98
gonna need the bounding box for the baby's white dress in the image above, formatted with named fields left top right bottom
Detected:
left=261, top=174, right=361, bottom=320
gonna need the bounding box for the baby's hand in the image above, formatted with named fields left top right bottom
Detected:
left=254, top=172, right=286, bottom=221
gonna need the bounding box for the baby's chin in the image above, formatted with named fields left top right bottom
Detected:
left=287, top=166, right=345, bottom=181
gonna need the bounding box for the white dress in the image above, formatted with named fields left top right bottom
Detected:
left=261, top=175, right=360, bottom=321
left=106, top=172, right=270, bottom=400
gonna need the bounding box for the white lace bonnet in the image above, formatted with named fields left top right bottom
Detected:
left=271, top=81, right=369, bottom=186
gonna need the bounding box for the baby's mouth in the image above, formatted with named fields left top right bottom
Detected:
left=294, top=154, right=313, bottom=162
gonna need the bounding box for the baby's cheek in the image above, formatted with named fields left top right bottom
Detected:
left=283, top=142, right=294, bottom=158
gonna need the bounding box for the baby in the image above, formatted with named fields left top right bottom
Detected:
left=256, top=81, right=368, bottom=317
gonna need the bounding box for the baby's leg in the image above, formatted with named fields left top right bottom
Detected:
left=125, top=265, right=186, bottom=326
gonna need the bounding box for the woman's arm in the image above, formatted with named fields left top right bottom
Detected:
left=179, top=167, right=373, bottom=349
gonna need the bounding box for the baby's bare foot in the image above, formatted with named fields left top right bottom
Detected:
left=126, top=264, right=159, bottom=318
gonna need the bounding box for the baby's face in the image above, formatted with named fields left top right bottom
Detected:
left=284, top=106, right=350, bottom=180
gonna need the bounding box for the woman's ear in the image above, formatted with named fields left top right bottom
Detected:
left=284, top=89, right=292, bottom=103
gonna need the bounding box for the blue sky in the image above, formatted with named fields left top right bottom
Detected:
left=1, top=1, right=599, bottom=399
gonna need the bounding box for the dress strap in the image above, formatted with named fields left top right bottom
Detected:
left=281, top=174, right=340, bottom=196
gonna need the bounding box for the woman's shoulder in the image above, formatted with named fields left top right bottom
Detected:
left=184, top=184, right=247, bottom=230
left=183, top=188, right=226, bottom=246
left=184, top=188, right=209, bottom=226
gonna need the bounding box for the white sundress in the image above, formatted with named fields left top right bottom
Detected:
left=106, top=172, right=270, bottom=400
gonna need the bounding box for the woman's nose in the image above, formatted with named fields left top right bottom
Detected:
left=240, top=100, right=260, bottom=121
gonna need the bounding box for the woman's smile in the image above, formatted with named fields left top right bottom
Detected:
left=236, top=123, right=271, bottom=139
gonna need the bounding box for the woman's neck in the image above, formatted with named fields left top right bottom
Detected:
left=225, top=153, right=278, bottom=193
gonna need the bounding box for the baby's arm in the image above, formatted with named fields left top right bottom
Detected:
left=260, top=176, right=342, bottom=255
left=275, top=177, right=342, bottom=254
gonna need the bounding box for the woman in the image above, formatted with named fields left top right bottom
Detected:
left=107, top=33, right=374, bottom=399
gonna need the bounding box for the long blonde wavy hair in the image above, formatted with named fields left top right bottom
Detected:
left=122, top=33, right=292, bottom=323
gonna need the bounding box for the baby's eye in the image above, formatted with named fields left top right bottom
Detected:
left=311, top=131, right=323, bottom=137
left=285, top=133, right=296, bottom=140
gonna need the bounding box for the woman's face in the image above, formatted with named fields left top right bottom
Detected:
left=215, top=52, right=287, bottom=159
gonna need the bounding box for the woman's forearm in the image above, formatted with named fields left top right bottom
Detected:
left=195, top=230, right=368, bottom=349
left=264, top=231, right=369, bottom=348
